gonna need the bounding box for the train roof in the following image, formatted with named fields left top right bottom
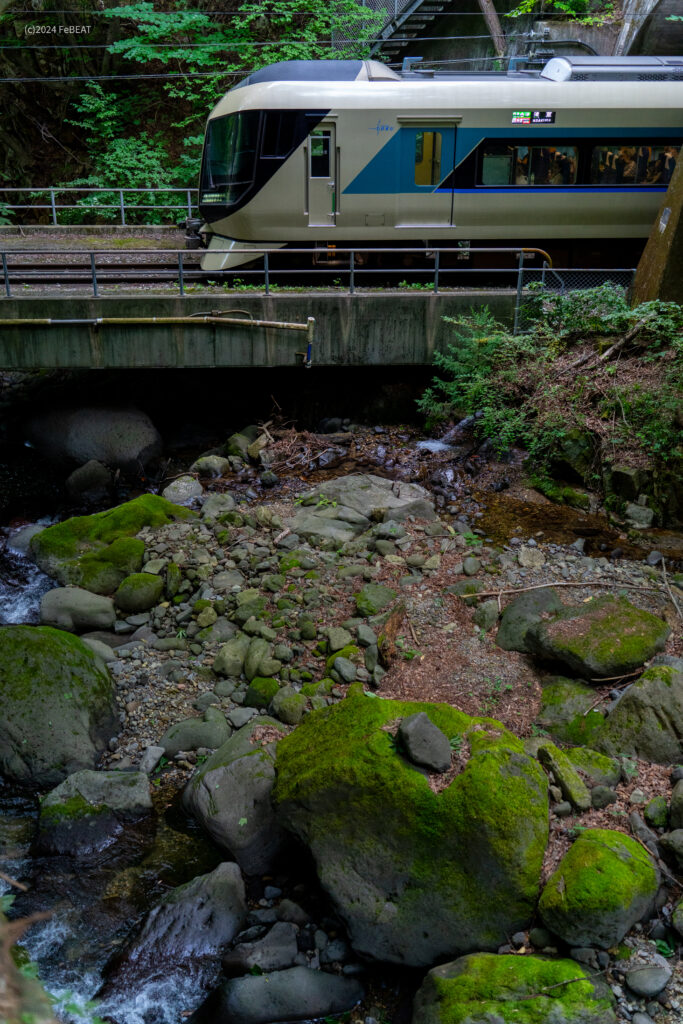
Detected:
left=233, top=56, right=683, bottom=91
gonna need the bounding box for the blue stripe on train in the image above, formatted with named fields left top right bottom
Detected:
left=434, top=186, right=669, bottom=193
left=343, top=125, right=681, bottom=195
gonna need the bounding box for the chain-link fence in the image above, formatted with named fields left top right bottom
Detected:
left=514, top=265, right=636, bottom=332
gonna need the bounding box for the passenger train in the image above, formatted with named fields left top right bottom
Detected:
left=191, top=55, right=683, bottom=271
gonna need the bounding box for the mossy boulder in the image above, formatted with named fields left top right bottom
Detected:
left=355, top=583, right=397, bottom=617
left=539, top=828, right=659, bottom=948
left=412, top=953, right=616, bottom=1024
left=30, top=495, right=195, bottom=595
left=270, top=686, right=307, bottom=726
left=536, top=742, right=591, bottom=812
left=595, top=664, right=683, bottom=764
left=273, top=693, right=549, bottom=966
left=37, top=768, right=152, bottom=855
left=496, top=587, right=564, bottom=653
left=0, top=625, right=117, bottom=787
left=526, top=596, right=669, bottom=678
left=245, top=676, right=280, bottom=709
left=536, top=677, right=606, bottom=747
left=159, top=707, right=232, bottom=757
left=114, top=572, right=165, bottom=613
left=566, top=747, right=621, bottom=789
left=183, top=717, right=289, bottom=875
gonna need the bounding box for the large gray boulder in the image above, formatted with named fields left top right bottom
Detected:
left=0, top=625, right=117, bottom=787
left=39, top=587, right=116, bottom=633
left=159, top=707, right=232, bottom=757
left=99, top=862, right=246, bottom=994
left=595, top=663, right=683, bottom=764
left=274, top=694, right=549, bottom=966
left=37, top=769, right=152, bottom=855
left=412, top=953, right=617, bottom=1024
left=525, top=596, right=669, bottom=678
left=26, top=407, right=162, bottom=470
left=539, top=828, right=659, bottom=948
left=183, top=718, right=289, bottom=875
left=190, top=967, right=363, bottom=1024
left=496, top=587, right=564, bottom=653
left=221, top=921, right=299, bottom=977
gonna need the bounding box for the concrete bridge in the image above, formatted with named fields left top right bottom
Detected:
left=0, top=292, right=517, bottom=370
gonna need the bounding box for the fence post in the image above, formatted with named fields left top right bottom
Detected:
left=2, top=253, right=10, bottom=297
left=433, top=249, right=440, bottom=294
left=264, top=252, right=270, bottom=295
left=186, top=190, right=192, bottom=219
left=349, top=250, right=355, bottom=295
left=119, top=190, right=126, bottom=226
left=50, top=189, right=57, bottom=226
left=90, top=253, right=98, bottom=298
left=178, top=251, right=184, bottom=296
left=513, top=250, right=524, bottom=335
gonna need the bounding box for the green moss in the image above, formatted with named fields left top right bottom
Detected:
left=644, top=794, right=669, bottom=829
left=274, top=693, right=549, bottom=959
left=566, top=747, right=621, bottom=788
left=539, top=828, right=659, bottom=948
left=244, top=676, right=280, bottom=709
left=115, top=572, right=165, bottom=612
left=31, top=495, right=194, bottom=595
left=420, top=953, right=614, bottom=1024
left=39, top=792, right=107, bottom=826
left=355, top=583, right=397, bottom=617
left=325, top=644, right=361, bottom=673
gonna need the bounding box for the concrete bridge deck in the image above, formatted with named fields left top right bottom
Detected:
left=0, top=293, right=516, bottom=370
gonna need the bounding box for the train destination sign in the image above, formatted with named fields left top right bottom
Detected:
left=511, top=110, right=556, bottom=124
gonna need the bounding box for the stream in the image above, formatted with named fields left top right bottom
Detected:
left=1, top=383, right=682, bottom=1024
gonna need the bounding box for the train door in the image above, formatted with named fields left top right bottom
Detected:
left=397, top=123, right=457, bottom=228
left=307, top=125, right=337, bottom=227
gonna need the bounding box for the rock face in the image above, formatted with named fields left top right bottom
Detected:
left=525, top=596, right=669, bottom=678
left=37, top=769, right=152, bottom=855
left=273, top=693, right=549, bottom=966
left=412, top=953, right=617, bottom=1024
left=100, top=862, right=246, bottom=992
left=183, top=718, right=289, bottom=875
left=191, top=967, right=364, bottom=1024
left=539, top=828, right=659, bottom=948
left=39, top=587, right=116, bottom=633
left=30, top=494, right=195, bottom=595
left=536, top=677, right=606, bottom=747
left=0, top=625, right=117, bottom=787
left=595, top=663, right=683, bottom=764
left=26, top=407, right=162, bottom=469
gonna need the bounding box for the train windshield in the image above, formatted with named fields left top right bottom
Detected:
left=200, top=111, right=260, bottom=205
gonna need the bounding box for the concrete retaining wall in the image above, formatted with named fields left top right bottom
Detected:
left=0, top=293, right=516, bottom=369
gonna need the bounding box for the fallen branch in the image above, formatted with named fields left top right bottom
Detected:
left=0, top=872, right=27, bottom=893
left=661, top=558, right=683, bottom=620
left=564, top=317, right=652, bottom=373
left=468, top=581, right=665, bottom=600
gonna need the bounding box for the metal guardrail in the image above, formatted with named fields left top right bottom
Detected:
left=0, top=245, right=636, bottom=334
left=0, top=187, right=198, bottom=226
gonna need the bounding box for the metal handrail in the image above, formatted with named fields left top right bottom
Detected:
left=0, top=187, right=198, bottom=225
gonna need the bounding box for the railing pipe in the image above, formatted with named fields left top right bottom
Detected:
left=264, top=252, right=270, bottom=295
left=513, top=249, right=525, bottom=335
left=178, top=251, right=184, bottom=296
left=50, top=189, right=57, bottom=226
left=349, top=249, right=355, bottom=294
left=434, top=250, right=440, bottom=294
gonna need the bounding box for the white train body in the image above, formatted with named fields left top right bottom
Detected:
left=196, top=57, right=683, bottom=270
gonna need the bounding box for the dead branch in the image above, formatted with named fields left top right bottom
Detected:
left=468, top=581, right=665, bottom=600
left=564, top=317, right=653, bottom=373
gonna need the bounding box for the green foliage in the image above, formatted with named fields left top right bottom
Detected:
left=417, top=289, right=683, bottom=491
left=506, top=0, right=616, bottom=23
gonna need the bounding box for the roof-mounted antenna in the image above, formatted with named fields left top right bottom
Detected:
left=402, top=56, right=423, bottom=73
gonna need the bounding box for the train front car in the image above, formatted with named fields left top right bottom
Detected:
left=196, top=56, right=683, bottom=273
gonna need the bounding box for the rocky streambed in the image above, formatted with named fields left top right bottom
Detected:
left=1, top=420, right=683, bottom=1024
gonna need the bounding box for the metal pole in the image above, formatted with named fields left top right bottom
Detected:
left=349, top=250, right=355, bottom=295
left=178, top=251, right=184, bottom=296
left=264, top=252, right=270, bottom=295
left=90, top=253, right=98, bottom=298
left=186, top=189, right=192, bottom=218
left=119, top=190, right=126, bottom=226
left=434, top=250, right=440, bottom=294
left=305, top=316, right=315, bottom=368
left=542, top=260, right=547, bottom=289
left=513, top=250, right=524, bottom=335
left=50, top=190, right=57, bottom=226
left=1, top=253, right=10, bottom=297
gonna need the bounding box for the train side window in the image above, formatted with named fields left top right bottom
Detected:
left=262, top=112, right=297, bottom=159
left=415, top=131, right=442, bottom=186
left=590, top=144, right=679, bottom=184
left=310, top=131, right=331, bottom=177
left=481, top=145, right=515, bottom=185
left=528, top=146, right=577, bottom=185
